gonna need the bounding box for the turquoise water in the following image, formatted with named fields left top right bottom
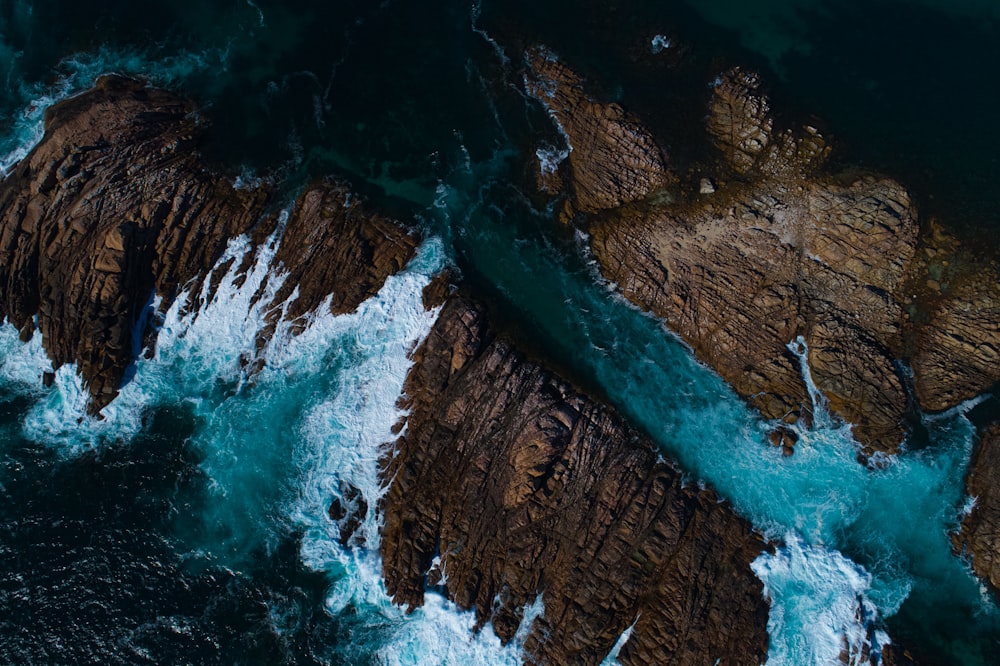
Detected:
left=1, top=0, right=999, bottom=663
left=426, top=150, right=1000, bottom=662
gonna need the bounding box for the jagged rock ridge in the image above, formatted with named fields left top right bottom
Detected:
left=380, top=296, right=771, bottom=665
left=0, top=77, right=777, bottom=664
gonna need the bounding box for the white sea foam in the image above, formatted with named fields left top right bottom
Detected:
left=752, top=535, right=887, bottom=666
left=650, top=35, right=672, bottom=54
left=536, top=142, right=571, bottom=177
left=375, top=593, right=544, bottom=666
left=522, top=48, right=574, bottom=180
left=287, top=239, right=444, bottom=589
left=786, top=335, right=833, bottom=429
left=600, top=617, right=638, bottom=665
left=0, top=323, right=53, bottom=390
left=9, top=220, right=288, bottom=452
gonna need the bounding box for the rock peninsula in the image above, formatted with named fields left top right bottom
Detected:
left=0, top=76, right=417, bottom=411
left=380, top=295, right=771, bottom=664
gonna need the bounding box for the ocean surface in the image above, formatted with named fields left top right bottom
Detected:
left=1, top=1, right=999, bottom=663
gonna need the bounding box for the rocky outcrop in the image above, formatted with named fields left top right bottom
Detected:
left=0, top=77, right=418, bottom=412
left=380, top=296, right=770, bottom=665
left=591, top=174, right=918, bottom=451
left=955, top=425, right=1000, bottom=592
left=524, top=47, right=674, bottom=216
left=910, top=263, right=1000, bottom=412
left=707, top=68, right=829, bottom=179
left=263, top=183, right=419, bottom=324
left=526, top=50, right=1000, bottom=454
left=0, top=76, right=270, bottom=410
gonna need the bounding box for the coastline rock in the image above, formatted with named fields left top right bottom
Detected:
left=524, top=47, right=674, bottom=216
left=380, top=296, right=770, bottom=664
left=590, top=175, right=918, bottom=451
left=525, top=47, right=1000, bottom=454
left=0, top=77, right=419, bottom=412
left=0, top=76, right=271, bottom=411
left=955, top=425, right=1000, bottom=592
left=910, top=264, right=1000, bottom=412
left=708, top=67, right=829, bottom=178
left=263, top=183, right=419, bottom=324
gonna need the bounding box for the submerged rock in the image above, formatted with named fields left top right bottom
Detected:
left=380, top=296, right=770, bottom=664
left=768, top=426, right=798, bottom=456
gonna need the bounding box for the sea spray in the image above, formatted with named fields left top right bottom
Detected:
left=8, top=220, right=288, bottom=453
left=522, top=48, right=574, bottom=181
left=752, top=535, right=888, bottom=666
left=375, top=593, right=545, bottom=665
left=0, top=323, right=53, bottom=391
left=279, top=238, right=556, bottom=663
left=786, top=336, right=833, bottom=429
left=601, top=617, right=639, bottom=666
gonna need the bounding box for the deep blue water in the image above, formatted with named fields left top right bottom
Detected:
left=2, top=1, right=1000, bottom=663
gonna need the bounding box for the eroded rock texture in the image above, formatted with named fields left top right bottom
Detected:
left=955, top=425, right=1000, bottom=592
left=592, top=175, right=918, bottom=451
left=526, top=49, right=1000, bottom=454
left=0, top=76, right=270, bottom=410
left=707, top=68, right=829, bottom=179
left=524, top=47, right=674, bottom=216
left=380, top=297, right=770, bottom=665
left=265, top=183, right=418, bottom=323
left=910, top=265, right=1000, bottom=412
left=0, top=77, right=418, bottom=411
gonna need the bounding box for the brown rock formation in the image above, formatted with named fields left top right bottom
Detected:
left=524, top=47, right=674, bottom=216
left=380, top=296, right=770, bottom=665
left=248, top=182, right=419, bottom=350
left=0, top=76, right=270, bottom=411
left=591, top=174, right=918, bottom=451
left=955, top=424, right=1000, bottom=592
left=526, top=48, right=1000, bottom=454
left=707, top=68, right=829, bottom=179
left=910, top=263, right=1000, bottom=412
left=0, top=77, right=419, bottom=412
left=263, top=183, right=419, bottom=324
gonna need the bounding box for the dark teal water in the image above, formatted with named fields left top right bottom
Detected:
left=2, top=1, right=1000, bottom=663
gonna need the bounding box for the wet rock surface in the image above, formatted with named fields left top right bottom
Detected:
left=0, top=77, right=417, bottom=411
left=0, top=76, right=270, bottom=411
left=525, top=47, right=1000, bottom=456
left=380, top=296, right=770, bottom=665
left=591, top=174, right=919, bottom=452
left=263, top=182, right=419, bottom=323
left=955, top=425, right=1000, bottom=593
